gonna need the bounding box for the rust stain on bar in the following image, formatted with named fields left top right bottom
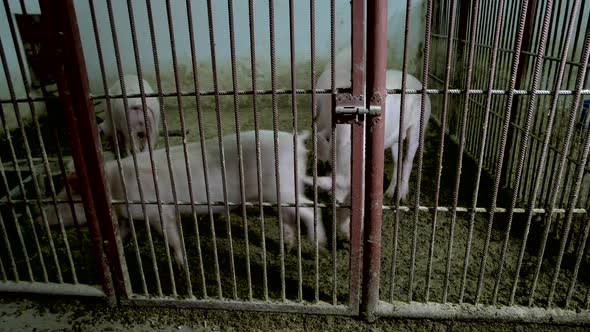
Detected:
left=361, top=0, right=387, bottom=322
left=348, top=0, right=365, bottom=312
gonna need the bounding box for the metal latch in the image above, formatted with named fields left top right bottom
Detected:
left=335, top=105, right=381, bottom=116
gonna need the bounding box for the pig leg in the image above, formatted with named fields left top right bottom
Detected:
left=147, top=206, right=186, bottom=271
left=400, top=127, right=418, bottom=201
left=282, top=197, right=326, bottom=247
left=302, top=175, right=332, bottom=192
left=384, top=143, right=400, bottom=198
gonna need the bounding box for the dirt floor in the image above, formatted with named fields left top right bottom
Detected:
left=1, top=294, right=589, bottom=331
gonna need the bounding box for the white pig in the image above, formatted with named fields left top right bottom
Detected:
left=99, top=75, right=160, bottom=156
left=311, top=48, right=431, bottom=240
left=40, top=130, right=326, bottom=269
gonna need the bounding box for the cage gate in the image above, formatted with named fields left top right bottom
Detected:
left=4, top=0, right=590, bottom=325
left=0, top=0, right=371, bottom=316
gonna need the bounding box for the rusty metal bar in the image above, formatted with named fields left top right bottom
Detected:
left=309, top=0, right=320, bottom=304
left=527, top=11, right=590, bottom=307
left=227, top=0, right=252, bottom=301
left=267, top=0, right=286, bottom=302
left=442, top=0, right=482, bottom=304
left=430, top=0, right=458, bottom=302
left=348, top=0, right=365, bottom=312
left=126, top=0, right=178, bottom=297
left=87, top=0, right=141, bottom=296
left=0, top=108, right=35, bottom=282
left=184, top=0, right=210, bottom=300
left=39, top=0, right=124, bottom=302
left=329, top=0, right=338, bottom=306
left=163, top=0, right=197, bottom=297
left=474, top=0, right=531, bottom=304
left=566, top=210, right=590, bottom=307
left=287, top=0, right=302, bottom=302
left=421, top=0, right=436, bottom=303
left=248, top=0, right=269, bottom=301
left=2, top=0, right=55, bottom=284
left=13, top=0, right=79, bottom=285
left=205, top=0, right=235, bottom=300
left=361, top=0, right=387, bottom=322
left=499, top=0, right=538, bottom=190
left=491, top=0, right=555, bottom=306
left=105, top=0, right=162, bottom=297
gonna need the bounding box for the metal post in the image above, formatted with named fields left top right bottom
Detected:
left=39, top=0, right=126, bottom=303
left=361, top=0, right=387, bottom=322
left=348, top=0, right=365, bottom=313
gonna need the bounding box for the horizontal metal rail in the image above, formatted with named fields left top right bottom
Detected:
left=14, top=198, right=590, bottom=215
left=0, top=281, right=105, bottom=297
left=123, top=297, right=354, bottom=316
left=5, top=88, right=590, bottom=106
left=376, top=301, right=590, bottom=325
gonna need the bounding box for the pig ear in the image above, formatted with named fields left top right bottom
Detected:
left=66, top=172, right=81, bottom=193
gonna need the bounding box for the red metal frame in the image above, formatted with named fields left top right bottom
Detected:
left=362, top=0, right=388, bottom=322
left=39, top=0, right=126, bottom=304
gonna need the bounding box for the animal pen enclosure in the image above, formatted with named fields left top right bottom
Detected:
left=1, top=0, right=590, bottom=325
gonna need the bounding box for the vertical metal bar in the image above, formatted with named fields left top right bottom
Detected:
left=388, top=0, right=417, bottom=300
left=2, top=0, right=58, bottom=284
left=523, top=0, right=566, bottom=205
left=226, top=0, right=252, bottom=301
left=88, top=0, right=142, bottom=296
left=528, top=14, right=590, bottom=307
left=54, top=131, right=87, bottom=282
left=267, top=0, right=286, bottom=302
left=429, top=0, right=458, bottom=302
left=205, top=0, right=236, bottom=299
left=0, top=249, right=6, bottom=281
left=361, top=0, right=387, bottom=322
left=545, top=0, right=587, bottom=208
left=0, top=204, right=17, bottom=281
left=15, top=0, right=78, bottom=285
left=184, top=0, right=214, bottom=299
left=163, top=0, right=197, bottom=297
left=126, top=0, right=178, bottom=297
left=566, top=215, right=590, bottom=307
left=329, top=0, right=337, bottom=306
left=287, top=0, right=302, bottom=302
left=509, top=0, right=583, bottom=306
left=348, top=0, right=365, bottom=312
left=248, top=0, right=268, bottom=301
left=548, top=117, right=590, bottom=306
left=492, top=0, right=556, bottom=306
left=459, top=0, right=507, bottom=304
left=401, top=0, right=418, bottom=303
left=105, top=0, right=162, bottom=297
left=309, top=0, right=319, bottom=304
left=0, top=121, right=33, bottom=282
left=500, top=0, right=538, bottom=190
left=39, top=0, right=124, bottom=302
left=474, top=0, right=530, bottom=305
left=441, top=0, right=481, bottom=304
